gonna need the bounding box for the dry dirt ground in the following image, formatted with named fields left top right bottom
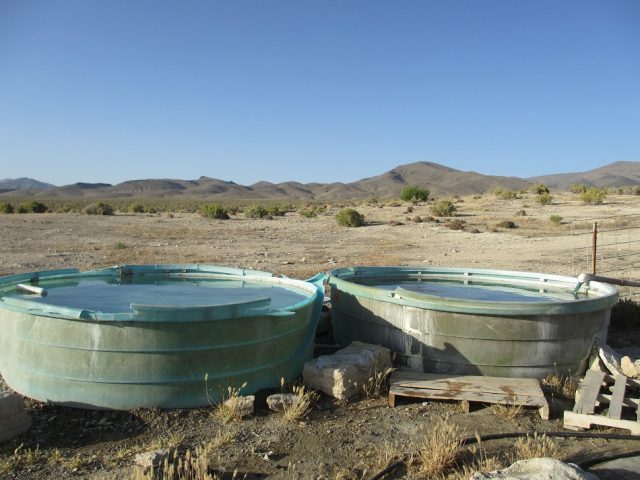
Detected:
left=1, top=192, right=640, bottom=479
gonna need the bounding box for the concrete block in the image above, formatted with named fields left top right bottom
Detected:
left=303, top=341, right=392, bottom=400
left=0, top=390, right=32, bottom=444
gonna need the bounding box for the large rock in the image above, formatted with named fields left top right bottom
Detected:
left=0, top=390, right=32, bottom=443
left=471, top=457, right=598, bottom=480
left=303, top=341, right=392, bottom=400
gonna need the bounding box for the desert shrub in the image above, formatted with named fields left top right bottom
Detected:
left=538, top=192, right=553, bottom=205
left=549, top=215, right=563, bottom=225
left=445, top=219, right=465, bottom=230
left=493, top=188, right=518, bottom=200
left=335, top=208, right=364, bottom=227
left=128, top=202, right=145, bottom=213
left=570, top=183, right=587, bottom=194
left=610, top=298, right=640, bottom=330
left=0, top=201, right=14, bottom=214
left=634, top=186, right=640, bottom=196
left=515, top=209, right=526, bottom=216
left=580, top=186, right=606, bottom=205
left=400, top=185, right=429, bottom=202
left=266, top=205, right=286, bottom=217
left=17, top=201, right=48, bottom=213
left=200, top=203, right=230, bottom=220
left=404, top=205, right=414, bottom=214
left=530, top=183, right=550, bottom=195
left=83, top=201, right=114, bottom=215
left=113, top=241, right=127, bottom=250
left=430, top=200, right=456, bottom=217
left=245, top=205, right=269, bottom=219
left=299, top=205, right=326, bottom=218
left=496, top=220, right=517, bottom=229
left=412, top=215, right=423, bottom=223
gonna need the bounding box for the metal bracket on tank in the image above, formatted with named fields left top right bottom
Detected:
left=463, top=271, right=470, bottom=285
left=538, top=277, right=548, bottom=294
left=116, top=267, right=134, bottom=277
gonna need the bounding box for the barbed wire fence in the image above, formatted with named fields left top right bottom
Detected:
left=570, top=215, right=640, bottom=299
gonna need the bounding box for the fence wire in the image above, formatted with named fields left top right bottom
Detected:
left=570, top=215, right=640, bottom=298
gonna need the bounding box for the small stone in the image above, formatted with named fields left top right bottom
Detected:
left=134, top=449, right=169, bottom=470
left=98, top=417, right=109, bottom=425
left=267, top=393, right=297, bottom=412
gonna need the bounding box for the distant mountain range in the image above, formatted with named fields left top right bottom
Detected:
left=528, top=161, right=640, bottom=190
left=0, top=177, right=55, bottom=192
left=1, top=161, right=638, bottom=200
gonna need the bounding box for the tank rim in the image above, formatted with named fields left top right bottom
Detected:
left=0, top=264, right=320, bottom=322
left=328, top=266, right=619, bottom=316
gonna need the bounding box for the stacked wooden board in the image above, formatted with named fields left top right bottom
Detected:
left=388, top=371, right=549, bottom=419
left=564, top=370, right=640, bottom=434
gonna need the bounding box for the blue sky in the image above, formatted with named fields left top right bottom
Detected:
left=1, top=1, right=638, bottom=186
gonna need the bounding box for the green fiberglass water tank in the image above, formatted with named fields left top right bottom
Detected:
left=0, top=264, right=324, bottom=409
left=328, top=266, right=618, bottom=378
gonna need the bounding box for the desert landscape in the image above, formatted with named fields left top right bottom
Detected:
left=1, top=175, right=640, bottom=479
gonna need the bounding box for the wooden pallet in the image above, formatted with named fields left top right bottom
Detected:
left=564, top=370, right=640, bottom=434
left=388, top=371, right=549, bottom=419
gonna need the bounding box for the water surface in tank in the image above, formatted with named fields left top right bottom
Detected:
left=354, top=278, right=587, bottom=303
left=4, top=276, right=307, bottom=313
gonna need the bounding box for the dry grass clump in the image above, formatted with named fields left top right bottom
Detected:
left=492, top=403, right=524, bottom=421
left=542, top=372, right=579, bottom=400
left=415, top=417, right=462, bottom=477
left=496, top=220, right=517, bottom=229
left=214, top=387, right=249, bottom=424
left=450, top=442, right=504, bottom=480
left=512, top=433, right=560, bottom=461
left=444, top=219, right=466, bottom=231
left=369, top=441, right=405, bottom=471
left=362, top=367, right=396, bottom=398
left=132, top=430, right=235, bottom=480
left=205, top=374, right=249, bottom=424
left=281, top=379, right=319, bottom=422
left=0, top=444, right=42, bottom=475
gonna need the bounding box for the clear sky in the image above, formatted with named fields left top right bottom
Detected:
left=1, top=1, right=639, bottom=186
